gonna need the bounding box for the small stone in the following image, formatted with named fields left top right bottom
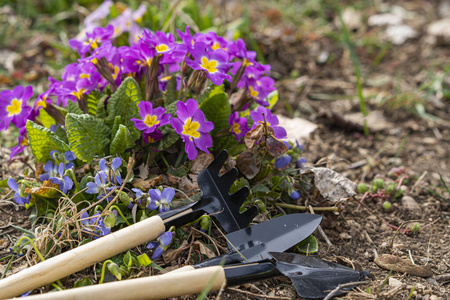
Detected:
left=389, top=277, right=403, bottom=288
left=402, top=196, right=422, bottom=215
left=340, top=232, right=352, bottom=240
left=380, top=242, right=389, bottom=249
left=427, top=18, right=450, bottom=45
left=429, top=295, right=440, bottom=300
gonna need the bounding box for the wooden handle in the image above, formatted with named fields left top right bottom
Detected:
left=0, top=215, right=165, bottom=299
left=170, top=265, right=195, bottom=273
left=14, top=266, right=226, bottom=300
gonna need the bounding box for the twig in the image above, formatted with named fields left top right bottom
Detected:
left=277, top=203, right=338, bottom=212
left=227, top=287, right=293, bottom=300
left=190, top=227, right=228, bottom=254
left=323, top=281, right=367, bottom=300
left=435, top=274, right=450, bottom=281
left=308, top=205, right=332, bottom=246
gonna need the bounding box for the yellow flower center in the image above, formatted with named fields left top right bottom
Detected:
left=249, top=86, right=259, bottom=98
left=143, top=114, right=160, bottom=128
left=20, top=137, right=28, bottom=146
left=161, top=76, right=171, bottom=82
left=182, top=118, right=200, bottom=139
left=6, top=99, right=22, bottom=117
left=243, top=58, right=253, bottom=67
left=36, top=96, right=47, bottom=109
left=79, top=73, right=90, bottom=79
left=232, top=123, right=241, bottom=134
left=91, top=40, right=99, bottom=49
left=71, top=88, right=86, bottom=100
left=91, top=58, right=99, bottom=65
left=200, top=57, right=218, bottom=74
left=211, top=42, right=220, bottom=50
left=156, top=44, right=169, bottom=53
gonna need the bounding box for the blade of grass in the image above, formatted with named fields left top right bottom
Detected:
left=333, top=2, right=369, bottom=136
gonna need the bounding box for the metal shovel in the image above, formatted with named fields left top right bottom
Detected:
left=0, top=150, right=260, bottom=298
left=18, top=252, right=366, bottom=300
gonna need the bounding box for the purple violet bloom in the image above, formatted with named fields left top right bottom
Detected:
left=275, top=154, right=292, bottom=169
left=7, top=178, right=30, bottom=205
left=131, top=102, right=171, bottom=134
left=48, top=162, right=74, bottom=195
left=39, top=161, right=59, bottom=182
left=0, top=86, right=33, bottom=130
left=250, top=106, right=287, bottom=139
left=99, top=157, right=123, bottom=185
left=50, top=150, right=76, bottom=169
left=81, top=211, right=111, bottom=239
left=290, top=190, right=301, bottom=200
left=170, top=99, right=214, bottom=160
left=228, top=112, right=249, bottom=141
left=148, top=187, right=175, bottom=213
left=86, top=171, right=108, bottom=195
left=296, top=157, right=307, bottom=168
left=185, top=42, right=231, bottom=86
left=10, top=127, right=28, bottom=160
left=146, top=231, right=173, bottom=259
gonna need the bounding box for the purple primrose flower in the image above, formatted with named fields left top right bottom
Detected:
left=185, top=42, right=231, bottom=85
left=228, top=112, right=249, bottom=141
left=131, top=102, right=171, bottom=134
left=0, top=85, right=33, bottom=130
left=250, top=106, right=287, bottom=139
left=170, top=99, right=213, bottom=160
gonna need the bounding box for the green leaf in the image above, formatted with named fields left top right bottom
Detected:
left=197, top=85, right=225, bottom=105
left=198, top=90, right=230, bottom=135
left=106, top=77, right=142, bottom=140
left=123, top=251, right=133, bottom=269
left=66, top=113, right=111, bottom=163
left=66, top=100, right=84, bottom=115
left=110, top=125, right=135, bottom=155
left=111, top=116, right=122, bottom=139
left=86, top=91, right=101, bottom=116
left=158, top=126, right=179, bottom=151
left=38, top=109, right=57, bottom=128
left=96, top=95, right=108, bottom=118
left=26, top=121, right=70, bottom=162
left=165, top=101, right=178, bottom=117
left=267, top=90, right=279, bottom=110
left=163, top=76, right=178, bottom=106
left=296, top=235, right=318, bottom=254
left=73, top=278, right=93, bottom=288
left=137, top=253, right=152, bottom=267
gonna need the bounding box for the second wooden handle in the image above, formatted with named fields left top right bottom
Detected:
left=0, top=215, right=166, bottom=299
left=13, top=266, right=227, bottom=300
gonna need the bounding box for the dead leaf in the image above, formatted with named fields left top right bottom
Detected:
left=244, top=124, right=265, bottom=148
left=192, top=241, right=216, bottom=259
left=277, top=115, right=318, bottom=144
left=131, top=175, right=163, bottom=190
left=137, top=162, right=149, bottom=179
left=236, top=150, right=261, bottom=179
left=162, top=240, right=216, bottom=264
left=308, top=167, right=356, bottom=202
left=190, top=153, right=214, bottom=174
left=266, top=135, right=288, bottom=157
left=375, top=254, right=433, bottom=277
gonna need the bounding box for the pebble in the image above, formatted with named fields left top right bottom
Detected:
left=427, top=18, right=450, bottom=45
left=402, top=196, right=422, bottom=214
left=340, top=232, right=352, bottom=240
left=389, top=277, right=403, bottom=288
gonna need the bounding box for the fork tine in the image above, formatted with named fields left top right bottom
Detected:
left=229, top=186, right=250, bottom=208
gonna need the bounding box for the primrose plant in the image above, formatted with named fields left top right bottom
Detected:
left=2, top=1, right=294, bottom=263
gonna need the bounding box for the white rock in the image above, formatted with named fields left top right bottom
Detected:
left=277, top=115, right=318, bottom=145
left=389, top=277, right=403, bottom=288
left=427, top=18, right=450, bottom=44
left=385, top=24, right=417, bottom=45
left=368, top=13, right=402, bottom=26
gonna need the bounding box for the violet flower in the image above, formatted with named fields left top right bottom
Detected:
left=275, top=155, right=292, bottom=169
left=228, top=112, right=249, bottom=141
left=81, top=211, right=111, bottom=239
left=50, top=150, right=76, bottom=169
left=170, top=99, right=214, bottom=160
left=49, top=163, right=74, bottom=195
left=7, top=178, right=30, bottom=205
left=86, top=171, right=108, bottom=195
left=147, top=187, right=175, bottom=213
left=290, top=190, right=301, bottom=200
left=185, top=42, right=231, bottom=85
left=0, top=85, right=33, bottom=130
left=250, top=106, right=287, bottom=139
left=131, top=102, right=171, bottom=134
left=99, top=157, right=123, bottom=185
left=146, top=231, right=173, bottom=259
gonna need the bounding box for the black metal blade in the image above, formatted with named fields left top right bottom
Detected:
left=270, top=252, right=367, bottom=299
left=194, top=213, right=322, bottom=268
left=197, top=150, right=258, bottom=233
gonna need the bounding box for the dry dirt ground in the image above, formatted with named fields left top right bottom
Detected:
left=1, top=1, right=450, bottom=299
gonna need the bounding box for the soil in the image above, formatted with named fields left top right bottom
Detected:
left=1, top=1, right=449, bottom=299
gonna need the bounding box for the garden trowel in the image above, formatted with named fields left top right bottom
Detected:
left=19, top=252, right=366, bottom=300
left=0, top=150, right=262, bottom=298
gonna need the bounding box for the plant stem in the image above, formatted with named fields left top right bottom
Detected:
left=277, top=203, right=338, bottom=212
left=99, top=260, right=114, bottom=284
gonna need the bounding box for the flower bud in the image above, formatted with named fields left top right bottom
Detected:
left=290, top=190, right=300, bottom=200
left=119, top=191, right=132, bottom=207
left=254, top=200, right=267, bottom=213
left=199, top=215, right=211, bottom=232
left=107, top=262, right=122, bottom=280
left=382, top=201, right=391, bottom=211
left=104, top=212, right=117, bottom=229
left=357, top=183, right=368, bottom=194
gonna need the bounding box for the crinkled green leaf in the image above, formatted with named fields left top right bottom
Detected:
left=111, top=116, right=122, bottom=139
left=197, top=85, right=225, bottom=105
left=66, top=113, right=111, bottom=163
left=158, top=126, right=179, bottom=151
left=199, top=90, right=230, bottom=135
left=267, top=90, right=279, bottom=110
left=106, top=77, right=142, bottom=140
left=165, top=101, right=178, bottom=117
left=163, top=76, right=178, bottom=106
left=26, top=120, right=70, bottom=162
left=110, top=124, right=135, bottom=155
left=96, top=95, right=108, bottom=118
left=66, top=100, right=83, bottom=115
left=38, top=109, right=57, bottom=128
left=86, top=91, right=101, bottom=116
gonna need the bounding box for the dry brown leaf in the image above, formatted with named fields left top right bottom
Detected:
left=163, top=240, right=190, bottom=264
left=374, top=254, right=433, bottom=277
left=192, top=241, right=216, bottom=259
left=137, top=162, right=149, bottom=179
left=308, top=167, right=356, bottom=202
left=131, top=175, right=164, bottom=190
left=236, top=150, right=261, bottom=179
left=190, top=153, right=214, bottom=174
